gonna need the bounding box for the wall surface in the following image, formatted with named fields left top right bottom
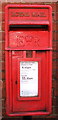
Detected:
left=0, top=0, right=58, bottom=120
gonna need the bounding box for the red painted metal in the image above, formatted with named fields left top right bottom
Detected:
left=5, top=4, right=52, bottom=116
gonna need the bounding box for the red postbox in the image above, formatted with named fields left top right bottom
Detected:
left=5, top=5, right=52, bottom=116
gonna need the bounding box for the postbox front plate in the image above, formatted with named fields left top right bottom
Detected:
left=5, top=4, right=52, bottom=116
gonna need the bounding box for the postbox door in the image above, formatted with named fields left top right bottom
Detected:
left=10, top=50, right=51, bottom=113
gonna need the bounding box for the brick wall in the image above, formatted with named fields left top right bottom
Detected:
left=0, top=1, right=58, bottom=120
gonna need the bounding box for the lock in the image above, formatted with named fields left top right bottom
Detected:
left=5, top=4, right=52, bottom=116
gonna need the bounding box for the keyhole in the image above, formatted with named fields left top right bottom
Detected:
left=15, top=80, right=17, bottom=84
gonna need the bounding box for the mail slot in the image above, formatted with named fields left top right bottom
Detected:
left=5, top=5, right=52, bottom=116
